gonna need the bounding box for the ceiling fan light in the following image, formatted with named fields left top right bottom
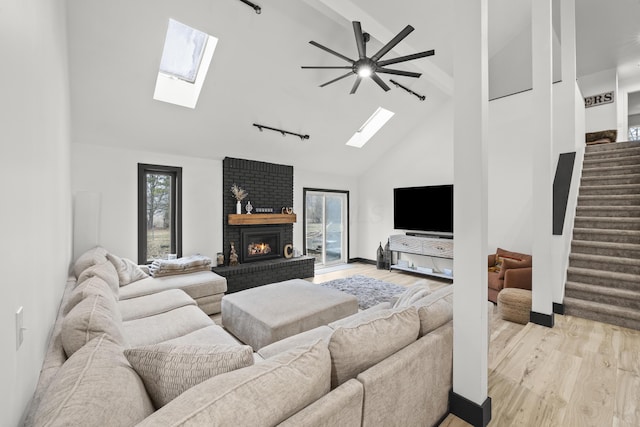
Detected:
left=357, top=65, right=372, bottom=78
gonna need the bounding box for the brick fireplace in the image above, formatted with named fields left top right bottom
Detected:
left=217, top=157, right=314, bottom=293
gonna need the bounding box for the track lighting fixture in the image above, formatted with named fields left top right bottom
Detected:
left=390, top=79, right=426, bottom=101
left=238, top=0, right=261, bottom=14
left=253, top=124, right=310, bottom=141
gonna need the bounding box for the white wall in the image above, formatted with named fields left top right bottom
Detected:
left=0, top=1, right=72, bottom=425
left=486, top=92, right=535, bottom=254
left=578, top=68, right=618, bottom=133
left=71, top=144, right=224, bottom=261
left=356, top=100, right=455, bottom=265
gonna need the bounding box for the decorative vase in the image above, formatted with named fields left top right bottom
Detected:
left=236, top=200, right=242, bottom=214
left=246, top=201, right=253, bottom=214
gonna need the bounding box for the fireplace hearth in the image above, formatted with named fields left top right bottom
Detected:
left=240, top=226, right=283, bottom=263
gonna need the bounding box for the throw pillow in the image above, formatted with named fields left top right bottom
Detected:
left=32, top=334, right=154, bottom=427
left=124, top=343, right=254, bottom=408
left=499, top=257, right=532, bottom=280
left=107, top=253, right=149, bottom=286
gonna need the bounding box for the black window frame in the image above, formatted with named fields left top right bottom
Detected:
left=138, top=163, right=183, bottom=264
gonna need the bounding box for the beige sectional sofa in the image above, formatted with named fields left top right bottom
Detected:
left=24, top=247, right=454, bottom=427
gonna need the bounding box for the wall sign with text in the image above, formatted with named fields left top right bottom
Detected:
left=584, top=91, right=614, bottom=108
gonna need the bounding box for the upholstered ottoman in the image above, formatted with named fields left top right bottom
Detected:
left=221, top=279, right=359, bottom=350
left=497, top=288, right=532, bottom=325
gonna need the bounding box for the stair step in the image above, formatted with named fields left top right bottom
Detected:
left=579, top=184, right=640, bottom=196
left=573, top=216, right=640, bottom=230
left=577, top=194, right=640, bottom=206
left=583, top=154, right=640, bottom=168
left=580, top=173, right=640, bottom=186
left=581, top=164, right=640, bottom=177
left=565, top=281, right=640, bottom=310
left=571, top=240, right=640, bottom=258
left=585, top=140, right=640, bottom=153
left=584, top=147, right=640, bottom=161
left=572, top=228, right=640, bottom=244
left=575, top=205, right=640, bottom=217
left=566, top=266, right=640, bottom=290
left=563, top=297, right=640, bottom=331
left=568, top=253, right=640, bottom=275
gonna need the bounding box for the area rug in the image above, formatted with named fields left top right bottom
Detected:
left=318, top=275, right=407, bottom=310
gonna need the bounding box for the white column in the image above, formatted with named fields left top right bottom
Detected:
left=531, top=0, right=555, bottom=324
left=552, top=0, right=577, bottom=308
left=451, top=0, right=491, bottom=424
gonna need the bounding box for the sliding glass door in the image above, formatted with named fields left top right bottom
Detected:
left=304, top=189, right=349, bottom=267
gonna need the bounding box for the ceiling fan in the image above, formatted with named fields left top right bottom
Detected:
left=302, top=21, right=435, bottom=94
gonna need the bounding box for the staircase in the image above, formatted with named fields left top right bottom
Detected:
left=564, top=140, right=640, bottom=330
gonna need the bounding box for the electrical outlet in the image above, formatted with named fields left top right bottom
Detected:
left=16, top=306, right=24, bottom=350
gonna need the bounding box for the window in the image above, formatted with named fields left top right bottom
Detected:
left=153, top=19, right=218, bottom=109
left=138, top=164, right=182, bottom=264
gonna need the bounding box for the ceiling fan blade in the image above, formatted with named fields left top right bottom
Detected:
left=319, top=71, right=354, bottom=88
left=350, top=76, right=362, bottom=94
left=309, top=41, right=354, bottom=64
left=301, top=66, right=353, bottom=69
left=376, top=68, right=422, bottom=78
left=377, top=50, right=435, bottom=67
left=353, top=21, right=366, bottom=59
left=371, top=73, right=391, bottom=92
left=371, top=25, right=414, bottom=62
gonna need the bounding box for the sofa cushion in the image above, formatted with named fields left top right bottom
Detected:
left=72, top=246, right=109, bottom=278
left=136, top=340, right=331, bottom=426
left=392, top=279, right=432, bottom=308
left=161, top=324, right=243, bottom=347
left=327, top=306, right=419, bottom=387
left=411, top=284, right=454, bottom=336
left=117, top=289, right=196, bottom=321
left=76, top=260, right=120, bottom=294
left=122, top=305, right=213, bottom=348
left=33, top=334, right=154, bottom=427
left=107, top=253, right=149, bottom=286
left=124, top=343, right=254, bottom=408
left=257, top=326, right=333, bottom=360
left=118, top=270, right=227, bottom=301
left=61, top=292, right=125, bottom=357
left=63, top=276, right=117, bottom=316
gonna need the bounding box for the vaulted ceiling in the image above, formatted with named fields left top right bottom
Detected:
left=65, top=0, right=640, bottom=176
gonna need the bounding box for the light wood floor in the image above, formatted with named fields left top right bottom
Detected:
left=313, top=263, right=640, bottom=427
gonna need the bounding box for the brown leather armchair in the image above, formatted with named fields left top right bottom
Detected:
left=488, top=248, right=532, bottom=303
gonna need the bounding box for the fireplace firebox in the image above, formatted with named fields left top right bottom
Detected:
left=239, top=226, right=283, bottom=263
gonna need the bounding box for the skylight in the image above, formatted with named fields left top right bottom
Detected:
left=346, top=107, right=395, bottom=148
left=153, top=19, right=218, bottom=109
left=159, top=19, right=208, bottom=83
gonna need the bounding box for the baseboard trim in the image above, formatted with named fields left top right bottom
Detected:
left=553, top=303, right=564, bottom=315
left=530, top=310, right=554, bottom=327
left=449, top=391, right=492, bottom=427
left=350, top=257, right=375, bottom=265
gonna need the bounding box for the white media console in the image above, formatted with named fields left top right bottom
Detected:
left=388, top=234, right=454, bottom=280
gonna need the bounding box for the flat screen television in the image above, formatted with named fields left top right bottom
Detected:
left=393, top=185, right=453, bottom=236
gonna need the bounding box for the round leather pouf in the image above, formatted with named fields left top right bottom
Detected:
left=497, top=288, right=532, bottom=325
